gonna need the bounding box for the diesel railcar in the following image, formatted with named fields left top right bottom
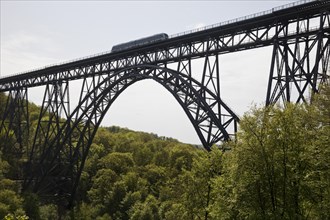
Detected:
left=111, top=33, right=168, bottom=52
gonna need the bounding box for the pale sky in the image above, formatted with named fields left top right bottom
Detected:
left=0, top=0, right=298, bottom=145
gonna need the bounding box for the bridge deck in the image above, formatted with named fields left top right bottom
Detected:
left=0, top=0, right=329, bottom=91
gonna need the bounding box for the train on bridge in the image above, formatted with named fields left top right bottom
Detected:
left=110, top=0, right=323, bottom=53
left=111, top=33, right=169, bottom=52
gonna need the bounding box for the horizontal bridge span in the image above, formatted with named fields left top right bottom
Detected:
left=0, top=0, right=329, bottom=91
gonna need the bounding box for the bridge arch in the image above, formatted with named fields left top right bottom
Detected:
left=71, top=64, right=237, bottom=148
left=26, top=64, right=238, bottom=204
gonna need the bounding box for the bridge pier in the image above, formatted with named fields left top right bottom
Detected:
left=266, top=11, right=330, bottom=105
left=0, top=87, right=29, bottom=157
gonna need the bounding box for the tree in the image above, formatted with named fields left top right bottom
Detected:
left=0, top=153, right=26, bottom=219
left=220, top=96, right=330, bottom=219
left=98, top=152, right=134, bottom=175
left=304, top=83, right=330, bottom=218
left=168, top=145, right=195, bottom=176
left=129, top=195, right=160, bottom=220
left=177, top=147, right=224, bottom=220
left=39, top=204, right=58, bottom=220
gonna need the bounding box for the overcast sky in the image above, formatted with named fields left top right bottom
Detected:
left=1, top=0, right=298, bottom=145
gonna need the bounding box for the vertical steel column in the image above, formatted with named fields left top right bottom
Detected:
left=200, top=53, right=237, bottom=141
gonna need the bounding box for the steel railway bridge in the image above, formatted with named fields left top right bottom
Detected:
left=0, top=0, right=329, bottom=206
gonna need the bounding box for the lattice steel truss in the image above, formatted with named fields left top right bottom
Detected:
left=266, top=10, right=330, bottom=105
left=0, top=0, right=329, bottom=207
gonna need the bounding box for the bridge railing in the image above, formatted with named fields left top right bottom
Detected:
left=170, top=0, right=316, bottom=39
left=0, top=0, right=320, bottom=80
left=0, top=49, right=113, bottom=80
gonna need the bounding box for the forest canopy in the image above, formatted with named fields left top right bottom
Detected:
left=0, top=84, right=329, bottom=219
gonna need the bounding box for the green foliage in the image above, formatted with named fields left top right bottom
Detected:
left=22, top=193, right=40, bottom=220
left=99, top=152, right=134, bottom=174
left=305, top=84, right=330, bottom=218
left=3, top=213, right=29, bottom=220
left=39, top=204, right=58, bottom=220
left=0, top=93, right=7, bottom=117
left=0, top=153, right=26, bottom=219
left=0, top=190, right=24, bottom=219
left=1, top=86, right=330, bottom=219
left=129, top=195, right=160, bottom=220
left=219, top=86, right=330, bottom=220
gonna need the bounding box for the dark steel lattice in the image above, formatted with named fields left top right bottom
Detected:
left=266, top=10, right=330, bottom=105
left=0, top=0, right=329, bottom=206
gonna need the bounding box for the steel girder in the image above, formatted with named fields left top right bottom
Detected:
left=266, top=10, right=330, bottom=105
left=21, top=64, right=238, bottom=206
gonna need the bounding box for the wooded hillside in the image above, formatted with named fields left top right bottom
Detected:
left=0, top=84, right=329, bottom=219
